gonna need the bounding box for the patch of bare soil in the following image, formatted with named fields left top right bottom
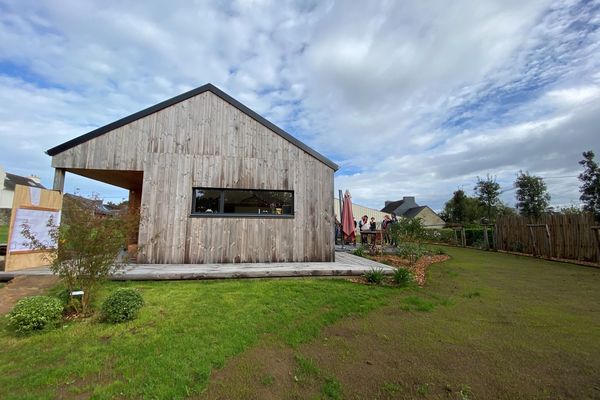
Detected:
left=369, top=254, right=450, bottom=286
left=199, top=342, right=323, bottom=400
left=0, top=275, right=59, bottom=314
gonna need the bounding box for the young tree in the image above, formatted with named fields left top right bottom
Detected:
left=578, top=150, right=600, bottom=220
left=443, top=189, right=467, bottom=224
left=442, top=190, right=487, bottom=225
left=474, top=174, right=501, bottom=222
left=22, top=196, right=137, bottom=314
left=514, top=171, right=551, bottom=218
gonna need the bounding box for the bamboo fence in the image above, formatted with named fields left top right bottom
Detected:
left=495, top=213, right=600, bottom=263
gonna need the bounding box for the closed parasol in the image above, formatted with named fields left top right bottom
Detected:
left=341, top=190, right=355, bottom=244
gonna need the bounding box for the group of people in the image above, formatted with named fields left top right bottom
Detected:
left=335, top=213, right=398, bottom=245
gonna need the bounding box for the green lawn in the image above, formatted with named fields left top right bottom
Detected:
left=0, top=225, right=8, bottom=243
left=0, top=278, right=393, bottom=399
left=1, top=248, right=600, bottom=399
left=204, top=247, right=600, bottom=399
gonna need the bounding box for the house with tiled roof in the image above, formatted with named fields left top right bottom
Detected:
left=381, top=196, right=445, bottom=228
left=0, top=165, right=46, bottom=224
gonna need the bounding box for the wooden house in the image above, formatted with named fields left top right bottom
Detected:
left=47, top=84, right=338, bottom=264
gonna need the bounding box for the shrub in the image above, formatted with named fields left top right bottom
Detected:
left=393, top=267, right=412, bottom=286
left=464, top=228, right=485, bottom=246
left=7, top=296, right=63, bottom=333
left=423, top=229, right=455, bottom=244
left=434, top=247, right=447, bottom=255
left=352, top=245, right=367, bottom=257
left=396, top=242, right=427, bottom=264
left=363, top=267, right=385, bottom=284
left=20, top=195, right=140, bottom=314
left=101, top=288, right=144, bottom=323
left=388, top=218, right=426, bottom=245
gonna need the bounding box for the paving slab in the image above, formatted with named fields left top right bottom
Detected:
left=0, top=252, right=393, bottom=281
left=0, top=276, right=60, bottom=315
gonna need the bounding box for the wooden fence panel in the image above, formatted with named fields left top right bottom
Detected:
left=495, top=213, right=599, bottom=263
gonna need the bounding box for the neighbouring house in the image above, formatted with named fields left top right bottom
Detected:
left=46, top=83, right=338, bottom=264
left=381, top=196, right=445, bottom=228
left=0, top=165, right=46, bottom=225
left=63, top=194, right=119, bottom=218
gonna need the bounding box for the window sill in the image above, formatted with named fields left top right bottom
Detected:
left=189, top=213, right=295, bottom=219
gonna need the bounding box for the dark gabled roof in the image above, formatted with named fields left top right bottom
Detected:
left=4, top=172, right=46, bottom=191
left=402, top=206, right=428, bottom=219
left=381, top=199, right=404, bottom=213
left=63, top=193, right=117, bottom=216
left=46, top=83, right=339, bottom=171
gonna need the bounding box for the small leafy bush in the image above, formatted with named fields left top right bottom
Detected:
left=396, top=242, right=427, bottom=264
left=422, top=228, right=455, bottom=244
left=393, top=268, right=412, bottom=286
left=352, top=245, right=367, bottom=257
left=363, top=267, right=385, bottom=284
left=101, top=288, right=144, bottom=323
left=54, top=287, right=83, bottom=313
left=434, top=247, right=447, bottom=255
left=7, top=296, right=63, bottom=333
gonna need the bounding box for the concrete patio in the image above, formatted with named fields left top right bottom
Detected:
left=0, top=251, right=393, bottom=281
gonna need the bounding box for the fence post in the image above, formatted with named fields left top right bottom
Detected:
left=544, top=224, right=552, bottom=258
left=528, top=225, right=537, bottom=256
left=592, top=226, right=600, bottom=264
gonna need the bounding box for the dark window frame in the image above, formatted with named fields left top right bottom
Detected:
left=190, top=187, right=295, bottom=218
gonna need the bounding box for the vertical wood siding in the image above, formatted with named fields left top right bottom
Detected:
left=51, top=92, right=335, bottom=263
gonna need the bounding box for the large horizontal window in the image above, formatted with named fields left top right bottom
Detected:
left=192, top=188, right=294, bottom=217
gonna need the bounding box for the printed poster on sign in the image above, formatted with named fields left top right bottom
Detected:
left=9, top=208, right=61, bottom=253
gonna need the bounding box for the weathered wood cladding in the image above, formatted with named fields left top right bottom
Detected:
left=51, top=91, right=335, bottom=263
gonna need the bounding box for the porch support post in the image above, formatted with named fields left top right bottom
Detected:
left=53, top=168, right=66, bottom=192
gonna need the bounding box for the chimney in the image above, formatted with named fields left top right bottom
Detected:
left=402, top=196, right=417, bottom=207
left=28, top=175, right=41, bottom=184
left=0, top=165, right=5, bottom=188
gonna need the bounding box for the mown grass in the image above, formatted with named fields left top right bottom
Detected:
left=0, top=278, right=393, bottom=399
left=199, top=247, right=600, bottom=399
left=315, top=246, right=600, bottom=399
left=0, top=225, right=8, bottom=243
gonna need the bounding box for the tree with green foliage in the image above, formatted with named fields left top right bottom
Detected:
left=442, top=190, right=487, bottom=225
left=578, top=150, right=600, bottom=220
left=495, top=201, right=517, bottom=217
left=474, top=174, right=501, bottom=222
left=514, top=171, right=551, bottom=218
left=443, top=189, right=467, bottom=224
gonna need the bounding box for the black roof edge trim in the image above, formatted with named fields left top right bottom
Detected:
left=46, top=83, right=339, bottom=171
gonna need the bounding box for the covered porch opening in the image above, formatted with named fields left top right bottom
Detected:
left=53, top=167, right=144, bottom=251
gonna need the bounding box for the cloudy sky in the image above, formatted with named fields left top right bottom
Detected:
left=1, top=0, right=599, bottom=211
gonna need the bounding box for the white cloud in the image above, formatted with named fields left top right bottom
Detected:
left=0, top=0, right=598, bottom=210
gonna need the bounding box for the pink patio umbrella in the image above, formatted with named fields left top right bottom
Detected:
left=341, top=190, right=355, bottom=244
